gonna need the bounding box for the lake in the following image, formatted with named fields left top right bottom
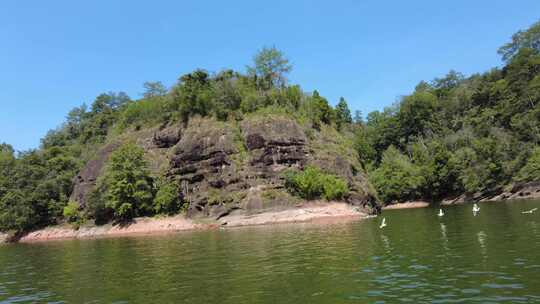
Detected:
left=1, top=199, right=540, bottom=303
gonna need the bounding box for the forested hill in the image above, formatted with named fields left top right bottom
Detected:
left=1, top=21, right=540, bottom=235
left=363, top=21, right=540, bottom=203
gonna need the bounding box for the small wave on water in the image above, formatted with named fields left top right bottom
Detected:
left=1, top=199, right=540, bottom=303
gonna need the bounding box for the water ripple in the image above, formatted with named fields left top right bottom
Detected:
left=0, top=200, right=539, bottom=303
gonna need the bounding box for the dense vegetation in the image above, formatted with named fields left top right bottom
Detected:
left=284, top=166, right=349, bottom=201
left=0, top=46, right=346, bottom=233
left=360, top=21, right=540, bottom=203
left=1, top=21, right=540, bottom=234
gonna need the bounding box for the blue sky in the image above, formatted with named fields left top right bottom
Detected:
left=1, top=1, right=539, bottom=151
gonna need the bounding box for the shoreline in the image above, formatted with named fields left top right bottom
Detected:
left=383, top=182, right=540, bottom=209
left=441, top=182, right=540, bottom=205
left=4, top=191, right=540, bottom=244
left=382, top=201, right=431, bottom=210
left=3, top=202, right=367, bottom=244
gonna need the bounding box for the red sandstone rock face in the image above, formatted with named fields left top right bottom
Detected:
left=241, top=116, right=308, bottom=168
left=70, top=142, right=121, bottom=208
left=71, top=116, right=381, bottom=220
left=152, top=125, right=181, bottom=148
left=163, top=117, right=312, bottom=218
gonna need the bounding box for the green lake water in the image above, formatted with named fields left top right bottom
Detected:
left=1, top=199, right=540, bottom=303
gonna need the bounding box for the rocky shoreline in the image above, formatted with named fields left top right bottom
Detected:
left=382, top=201, right=431, bottom=210
left=1, top=202, right=366, bottom=244
left=3, top=183, right=539, bottom=244
left=441, top=182, right=540, bottom=205
left=380, top=182, right=540, bottom=209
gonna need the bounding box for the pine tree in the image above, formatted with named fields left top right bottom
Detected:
left=335, top=97, right=352, bottom=130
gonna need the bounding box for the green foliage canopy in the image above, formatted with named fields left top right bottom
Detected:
left=247, top=46, right=292, bottom=89
left=498, top=20, right=540, bottom=62
left=101, top=143, right=154, bottom=221
left=285, top=166, right=349, bottom=201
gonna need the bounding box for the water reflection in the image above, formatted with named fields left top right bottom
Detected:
left=380, top=234, right=391, bottom=252
left=440, top=222, right=450, bottom=255
left=477, top=230, right=487, bottom=260
left=0, top=199, right=539, bottom=303
left=440, top=223, right=447, bottom=240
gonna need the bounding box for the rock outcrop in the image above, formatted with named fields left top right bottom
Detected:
left=167, top=119, right=246, bottom=218
left=442, top=181, right=540, bottom=205
left=166, top=116, right=379, bottom=218
left=72, top=115, right=381, bottom=219
left=70, top=142, right=120, bottom=208
left=152, top=125, right=181, bottom=148
left=488, top=182, right=540, bottom=201
left=241, top=117, right=307, bottom=167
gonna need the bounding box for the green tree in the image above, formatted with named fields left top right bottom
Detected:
left=353, top=127, right=376, bottom=166
left=309, top=90, right=335, bottom=127
left=365, top=106, right=402, bottom=161
left=0, top=191, right=36, bottom=232
left=102, top=143, right=154, bottom=221
left=370, top=146, right=424, bottom=203
left=335, top=97, right=352, bottom=130
left=498, top=20, right=540, bottom=62
left=322, top=176, right=349, bottom=201
left=398, top=91, right=440, bottom=141
left=515, top=146, right=540, bottom=182
left=81, top=92, right=130, bottom=143
left=410, top=139, right=458, bottom=199
left=248, top=46, right=292, bottom=89
left=3, top=148, right=80, bottom=229
left=153, top=179, right=182, bottom=215
left=67, top=104, right=88, bottom=139
left=0, top=144, right=15, bottom=198
left=172, top=69, right=213, bottom=122
left=91, top=92, right=130, bottom=113
left=431, top=70, right=465, bottom=98
left=353, top=110, right=364, bottom=125
left=63, top=201, right=81, bottom=223
left=143, top=81, right=167, bottom=98
left=211, top=70, right=243, bottom=120
left=284, top=166, right=349, bottom=201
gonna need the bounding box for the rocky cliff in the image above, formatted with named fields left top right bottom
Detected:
left=72, top=115, right=380, bottom=220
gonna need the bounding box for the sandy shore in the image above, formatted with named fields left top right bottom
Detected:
left=7, top=203, right=366, bottom=243
left=382, top=201, right=430, bottom=210
left=220, top=203, right=367, bottom=227
left=16, top=216, right=205, bottom=243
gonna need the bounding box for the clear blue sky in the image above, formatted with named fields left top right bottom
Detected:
left=1, top=1, right=539, bottom=151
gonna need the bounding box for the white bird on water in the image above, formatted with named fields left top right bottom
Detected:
left=472, top=203, right=480, bottom=213
left=522, top=208, right=538, bottom=214
left=379, top=217, right=387, bottom=229
left=438, top=209, right=444, bottom=217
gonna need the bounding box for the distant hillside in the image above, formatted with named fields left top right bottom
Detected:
left=361, top=20, right=540, bottom=204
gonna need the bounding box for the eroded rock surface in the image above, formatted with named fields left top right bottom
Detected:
left=167, top=117, right=312, bottom=218
left=167, top=119, right=246, bottom=218
left=242, top=117, right=307, bottom=167
left=70, top=142, right=120, bottom=208
left=71, top=116, right=381, bottom=219
left=442, top=181, right=540, bottom=205
left=152, top=125, right=181, bottom=148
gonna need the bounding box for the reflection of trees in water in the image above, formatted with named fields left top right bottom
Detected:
left=440, top=223, right=447, bottom=240
left=380, top=234, right=391, bottom=252
left=440, top=222, right=451, bottom=255
left=477, top=230, right=487, bottom=261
